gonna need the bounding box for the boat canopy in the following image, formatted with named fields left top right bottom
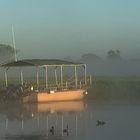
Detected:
left=1, top=59, right=87, bottom=88
left=1, top=59, right=84, bottom=67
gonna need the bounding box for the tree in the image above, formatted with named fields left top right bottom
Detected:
left=0, top=44, right=17, bottom=65
left=80, top=53, right=101, bottom=62
left=107, top=49, right=121, bottom=61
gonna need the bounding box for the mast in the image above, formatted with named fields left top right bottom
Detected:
left=12, top=25, right=17, bottom=62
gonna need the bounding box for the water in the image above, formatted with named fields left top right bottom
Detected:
left=0, top=99, right=140, bottom=140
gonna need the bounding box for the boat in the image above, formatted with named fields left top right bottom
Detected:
left=23, top=89, right=86, bottom=103
left=1, top=59, right=88, bottom=103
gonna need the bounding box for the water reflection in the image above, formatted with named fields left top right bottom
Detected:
left=0, top=101, right=89, bottom=140
left=1, top=99, right=140, bottom=140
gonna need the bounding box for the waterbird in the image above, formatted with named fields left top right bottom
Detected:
left=96, top=120, right=106, bottom=126
left=63, top=125, right=69, bottom=136
left=50, top=126, right=54, bottom=135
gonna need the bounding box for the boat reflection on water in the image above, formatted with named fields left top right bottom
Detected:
left=0, top=101, right=90, bottom=139
left=24, top=101, right=87, bottom=114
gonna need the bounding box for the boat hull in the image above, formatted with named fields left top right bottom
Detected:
left=23, top=89, right=86, bottom=103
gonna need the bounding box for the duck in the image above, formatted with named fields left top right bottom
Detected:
left=50, top=126, right=54, bottom=135
left=63, top=125, right=69, bottom=136
left=96, top=120, right=106, bottom=126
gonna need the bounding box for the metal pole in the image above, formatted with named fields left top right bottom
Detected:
left=5, top=69, right=8, bottom=87
left=84, top=64, right=87, bottom=85
left=36, top=67, right=39, bottom=90
left=45, top=66, right=48, bottom=89
left=54, top=67, right=58, bottom=85
left=20, top=69, right=23, bottom=85
left=74, top=65, right=78, bottom=88
left=60, top=65, right=63, bottom=89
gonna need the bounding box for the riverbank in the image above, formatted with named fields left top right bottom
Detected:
left=0, top=76, right=140, bottom=102
left=87, top=76, right=140, bottom=101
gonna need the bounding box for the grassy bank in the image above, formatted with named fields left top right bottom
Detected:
left=0, top=76, right=140, bottom=101
left=87, top=76, right=140, bottom=101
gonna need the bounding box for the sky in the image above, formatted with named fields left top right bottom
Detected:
left=0, top=0, right=140, bottom=60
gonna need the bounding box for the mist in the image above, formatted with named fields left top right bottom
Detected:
left=1, top=45, right=140, bottom=76
left=64, top=51, right=140, bottom=76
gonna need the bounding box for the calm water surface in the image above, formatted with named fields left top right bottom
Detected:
left=0, top=98, right=140, bottom=140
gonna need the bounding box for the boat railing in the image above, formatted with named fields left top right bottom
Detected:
left=37, top=80, right=86, bottom=93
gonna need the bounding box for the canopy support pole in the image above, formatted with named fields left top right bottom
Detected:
left=84, top=64, right=87, bottom=85
left=74, top=65, right=78, bottom=88
left=60, top=65, right=63, bottom=89
left=45, top=66, right=48, bottom=89
left=36, top=67, right=39, bottom=90
left=54, top=67, right=58, bottom=86
left=5, top=68, right=8, bottom=87
left=20, top=69, right=23, bottom=85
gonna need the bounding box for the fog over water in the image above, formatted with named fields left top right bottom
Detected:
left=0, top=98, right=140, bottom=140
left=0, top=1, right=140, bottom=140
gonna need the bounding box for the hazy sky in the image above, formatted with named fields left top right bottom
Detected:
left=0, top=0, right=140, bottom=59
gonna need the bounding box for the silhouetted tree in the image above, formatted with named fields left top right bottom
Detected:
left=80, top=53, right=102, bottom=62
left=107, top=49, right=121, bottom=61
left=63, top=56, right=72, bottom=61
left=0, top=44, right=17, bottom=64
